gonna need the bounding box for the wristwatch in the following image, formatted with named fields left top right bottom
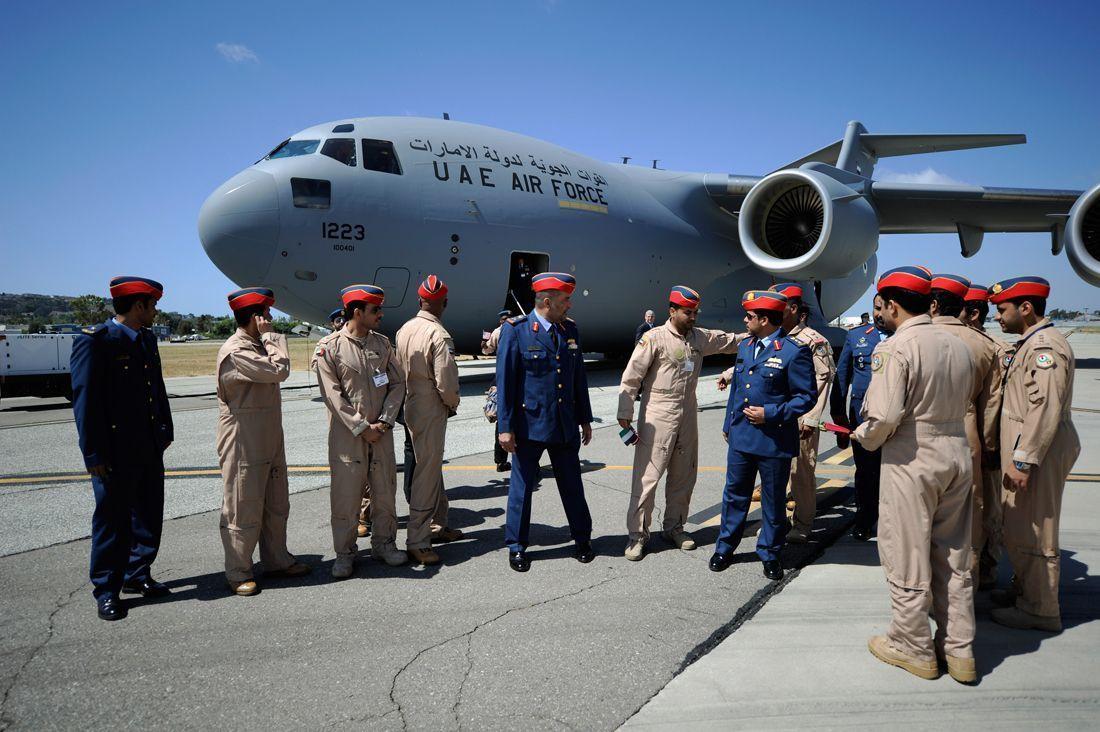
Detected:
left=1013, top=460, right=1033, bottom=473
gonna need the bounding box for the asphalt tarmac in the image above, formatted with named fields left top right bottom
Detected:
left=1, top=334, right=1095, bottom=730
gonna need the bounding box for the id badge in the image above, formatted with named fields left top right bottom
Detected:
left=372, top=371, right=389, bottom=388
left=682, top=359, right=695, bottom=373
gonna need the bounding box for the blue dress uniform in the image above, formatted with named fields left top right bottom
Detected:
left=496, top=309, right=593, bottom=556
left=714, top=303, right=815, bottom=568
left=830, top=323, right=889, bottom=534
left=71, top=317, right=173, bottom=603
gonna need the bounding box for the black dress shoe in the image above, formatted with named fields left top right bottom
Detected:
left=574, top=541, right=595, bottom=563
left=97, top=596, right=127, bottom=621
left=509, top=551, right=530, bottom=572
left=709, top=552, right=733, bottom=572
left=122, top=578, right=170, bottom=598
left=496, top=462, right=511, bottom=473
left=762, top=559, right=784, bottom=581
left=852, top=526, right=872, bottom=542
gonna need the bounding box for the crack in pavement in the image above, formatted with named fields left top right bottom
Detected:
left=0, top=581, right=85, bottom=730
left=388, top=576, right=619, bottom=731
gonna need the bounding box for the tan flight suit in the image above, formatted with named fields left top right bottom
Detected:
left=216, top=330, right=297, bottom=582
left=618, top=322, right=743, bottom=540
left=396, top=311, right=461, bottom=551
left=482, top=325, right=502, bottom=356
left=999, top=319, right=1079, bottom=619
left=979, top=334, right=1015, bottom=583
left=786, top=324, right=835, bottom=533
left=315, top=329, right=405, bottom=558
left=933, top=316, right=1003, bottom=578
left=853, top=314, right=976, bottom=662
left=312, top=328, right=372, bottom=527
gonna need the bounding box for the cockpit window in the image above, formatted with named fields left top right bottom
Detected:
left=321, top=138, right=357, bottom=167
left=361, top=139, right=402, bottom=175
left=291, top=178, right=330, bottom=209
left=266, top=139, right=320, bottom=160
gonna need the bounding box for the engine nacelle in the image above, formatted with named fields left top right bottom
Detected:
left=1066, top=183, right=1100, bottom=287
left=738, top=168, right=879, bottom=280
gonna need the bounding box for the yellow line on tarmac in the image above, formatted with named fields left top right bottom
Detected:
left=824, top=448, right=853, bottom=465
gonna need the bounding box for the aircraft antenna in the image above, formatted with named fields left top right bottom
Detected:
left=443, top=112, right=450, bottom=120
left=652, top=159, right=660, bottom=169
left=621, top=156, right=630, bottom=164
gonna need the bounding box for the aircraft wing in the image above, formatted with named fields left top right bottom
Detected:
left=870, top=182, right=1080, bottom=252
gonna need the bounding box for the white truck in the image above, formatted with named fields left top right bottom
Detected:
left=0, top=332, right=77, bottom=402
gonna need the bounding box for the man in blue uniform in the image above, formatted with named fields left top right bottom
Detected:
left=830, top=293, right=892, bottom=541
left=496, top=272, right=594, bottom=572
left=71, top=276, right=173, bottom=621
left=710, top=290, right=815, bottom=581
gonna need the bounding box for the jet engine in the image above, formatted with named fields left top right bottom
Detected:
left=1065, top=183, right=1100, bottom=287
left=738, top=168, right=878, bottom=280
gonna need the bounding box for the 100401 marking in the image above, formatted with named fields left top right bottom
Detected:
left=321, top=222, right=365, bottom=240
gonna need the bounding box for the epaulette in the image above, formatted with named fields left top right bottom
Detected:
left=506, top=315, right=528, bottom=326
left=82, top=323, right=107, bottom=336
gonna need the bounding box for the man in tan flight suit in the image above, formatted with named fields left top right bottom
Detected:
left=771, top=283, right=834, bottom=543
left=852, top=266, right=977, bottom=685
left=929, top=274, right=1004, bottom=583
left=217, top=288, right=310, bottom=596
left=396, top=275, right=462, bottom=565
left=315, top=284, right=407, bottom=578
left=963, top=284, right=1014, bottom=588
left=989, top=276, right=1079, bottom=632
left=618, top=285, right=744, bottom=561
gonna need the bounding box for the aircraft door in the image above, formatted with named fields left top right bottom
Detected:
left=506, top=251, right=548, bottom=315
left=373, top=267, right=410, bottom=308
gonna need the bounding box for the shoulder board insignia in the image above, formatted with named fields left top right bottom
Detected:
left=565, top=317, right=576, bottom=324
left=507, top=315, right=527, bottom=325
left=1036, top=352, right=1054, bottom=369
left=82, top=326, right=97, bottom=335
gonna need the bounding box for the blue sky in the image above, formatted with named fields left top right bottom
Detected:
left=2, top=1, right=1098, bottom=316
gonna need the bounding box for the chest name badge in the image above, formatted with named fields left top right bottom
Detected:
left=372, top=371, right=389, bottom=388
left=682, top=359, right=695, bottom=373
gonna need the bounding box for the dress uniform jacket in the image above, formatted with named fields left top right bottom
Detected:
left=999, top=318, right=1079, bottom=618
left=316, top=329, right=405, bottom=555
left=831, top=324, right=888, bottom=532
left=853, top=314, right=976, bottom=662
left=395, top=311, right=460, bottom=550
left=617, top=322, right=743, bottom=540
left=715, top=333, right=814, bottom=562
left=70, top=319, right=173, bottom=600
left=215, top=329, right=297, bottom=582
left=496, top=314, right=593, bottom=552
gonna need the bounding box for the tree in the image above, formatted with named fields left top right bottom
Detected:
left=69, top=294, right=112, bottom=325
left=25, top=317, right=46, bottom=334
left=210, top=317, right=236, bottom=337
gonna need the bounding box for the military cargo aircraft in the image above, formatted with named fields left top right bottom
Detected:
left=198, top=118, right=1100, bottom=353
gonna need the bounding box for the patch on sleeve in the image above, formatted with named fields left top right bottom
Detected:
left=314, top=345, right=325, bottom=358
left=638, top=336, right=648, bottom=346
left=1036, top=352, right=1054, bottom=369
left=814, top=343, right=828, bottom=356
left=1003, top=354, right=1013, bottom=368
left=871, top=353, right=888, bottom=372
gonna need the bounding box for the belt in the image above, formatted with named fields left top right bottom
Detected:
left=893, top=420, right=966, bottom=438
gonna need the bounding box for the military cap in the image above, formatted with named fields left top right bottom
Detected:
left=769, top=282, right=803, bottom=299
left=227, top=287, right=275, bottom=311
left=669, top=285, right=701, bottom=308
left=931, top=273, right=971, bottom=298
left=877, top=266, right=932, bottom=295
left=417, top=274, right=448, bottom=301
left=742, top=289, right=788, bottom=312
left=964, top=285, right=990, bottom=302
left=109, top=276, right=163, bottom=299
left=328, top=307, right=344, bottom=322
left=988, top=276, right=1050, bottom=304
left=497, top=309, right=512, bottom=318
left=341, top=284, right=385, bottom=307
left=531, top=272, right=576, bottom=294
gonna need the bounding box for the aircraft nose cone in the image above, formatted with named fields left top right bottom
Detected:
left=198, top=169, right=280, bottom=285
